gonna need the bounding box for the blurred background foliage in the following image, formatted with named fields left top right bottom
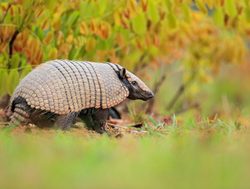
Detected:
left=1, top=1, right=250, bottom=188
left=0, top=0, right=250, bottom=120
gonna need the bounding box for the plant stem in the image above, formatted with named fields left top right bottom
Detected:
left=146, top=73, right=167, bottom=114
left=175, top=102, right=200, bottom=115
left=0, top=4, right=11, bottom=23
left=7, top=29, right=19, bottom=70
left=166, top=74, right=195, bottom=111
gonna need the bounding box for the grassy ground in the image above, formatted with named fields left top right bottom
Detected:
left=0, top=65, right=249, bottom=189
left=0, top=118, right=249, bottom=189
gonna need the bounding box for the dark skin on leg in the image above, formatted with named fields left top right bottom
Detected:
left=55, top=112, right=79, bottom=130
left=29, top=110, right=56, bottom=128
left=79, top=109, right=109, bottom=134
left=10, top=97, right=109, bottom=133
left=108, top=107, right=121, bottom=119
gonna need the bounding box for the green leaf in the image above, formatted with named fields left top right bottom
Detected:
left=148, top=1, right=159, bottom=24
left=125, top=50, right=142, bottom=67
left=0, top=68, right=8, bottom=96
left=213, top=7, right=224, bottom=27
left=148, top=46, right=158, bottom=56
left=245, top=7, right=250, bottom=21
left=4, top=12, right=11, bottom=24
left=182, top=3, right=190, bottom=22
left=68, top=47, right=80, bottom=59
left=67, top=11, right=80, bottom=27
left=97, top=0, right=107, bottom=16
left=19, top=65, right=32, bottom=80
left=23, top=0, right=34, bottom=10
left=0, top=70, right=8, bottom=96
left=11, top=53, right=20, bottom=69
left=132, top=12, right=147, bottom=35
left=165, top=0, right=172, bottom=11
left=225, top=0, right=237, bottom=17
left=95, top=35, right=114, bottom=50
left=80, top=2, right=96, bottom=19
left=96, top=38, right=106, bottom=50
left=0, top=54, right=6, bottom=68
left=115, top=26, right=131, bottom=40
left=20, top=56, right=28, bottom=67
left=35, top=27, right=45, bottom=40
left=7, top=69, right=19, bottom=94
left=44, top=0, right=57, bottom=10
left=196, top=0, right=207, bottom=13
left=12, top=5, right=22, bottom=26
left=0, top=7, right=2, bottom=19
left=168, top=11, right=176, bottom=28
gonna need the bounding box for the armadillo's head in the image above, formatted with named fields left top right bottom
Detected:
left=118, top=68, right=154, bottom=101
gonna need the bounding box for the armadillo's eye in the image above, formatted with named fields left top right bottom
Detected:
left=131, top=81, right=137, bottom=86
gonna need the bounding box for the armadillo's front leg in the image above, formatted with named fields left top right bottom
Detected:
left=108, top=107, right=121, bottom=119
left=91, top=109, right=109, bottom=133
left=55, top=112, right=78, bottom=130
left=79, top=109, right=109, bottom=134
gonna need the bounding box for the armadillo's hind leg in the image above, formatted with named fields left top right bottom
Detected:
left=55, top=112, right=78, bottom=130
left=9, top=103, right=31, bottom=126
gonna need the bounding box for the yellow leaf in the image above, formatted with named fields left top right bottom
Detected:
left=80, top=21, right=89, bottom=35
left=86, top=38, right=96, bottom=51
left=43, top=32, right=53, bottom=45
left=49, top=47, right=58, bottom=59
left=66, top=34, right=74, bottom=43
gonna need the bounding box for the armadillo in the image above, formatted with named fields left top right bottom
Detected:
left=8, top=60, right=154, bottom=133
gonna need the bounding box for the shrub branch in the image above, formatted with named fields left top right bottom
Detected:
left=166, top=74, right=195, bottom=111
left=146, top=72, right=167, bottom=114
left=0, top=4, right=11, bottom=23
left=7, top=29, right=19, bottom=70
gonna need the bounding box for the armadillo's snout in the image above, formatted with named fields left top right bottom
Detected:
left=147, top=91, right=154, bottom=99
left=142, top=91, right=154, bottom=101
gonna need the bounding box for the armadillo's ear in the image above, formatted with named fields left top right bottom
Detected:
left=119, top=68, right=127, bottom=79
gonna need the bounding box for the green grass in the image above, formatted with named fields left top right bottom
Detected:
left=0, top=120, right=249, bottom=189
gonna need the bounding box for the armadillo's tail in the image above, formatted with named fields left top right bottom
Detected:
left=9, top=103, right=30, bottom=126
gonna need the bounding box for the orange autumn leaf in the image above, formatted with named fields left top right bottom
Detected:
left=79, top=21, right=89, bottom=35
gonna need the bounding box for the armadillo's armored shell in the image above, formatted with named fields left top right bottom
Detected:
left=11, top=60, right=129, bottom=114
